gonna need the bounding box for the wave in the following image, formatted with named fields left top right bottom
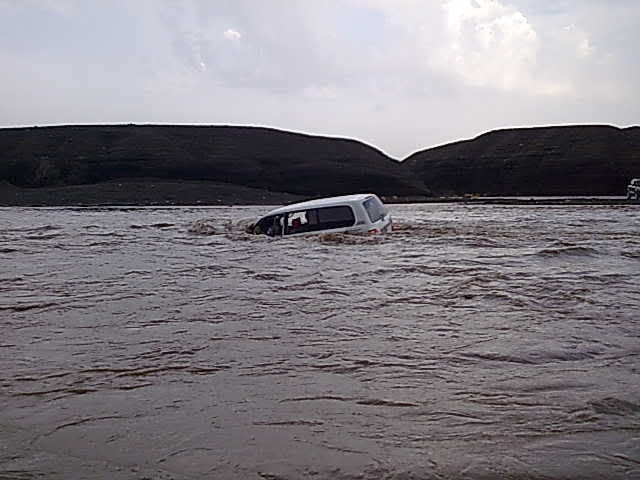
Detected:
left=461, top=345, right=604, bottom=365
left=311, top=232, right=383, bottom=245
left=5, top=224, right=61, bottom=234
left=129, top=222, right=175, bottom=229
left=589, top=397, right=640, bottom=416
left=1, top=302, right=60, bottom=312
left=188, top=217, right=254, bottom=235
left=533, top=244, right=600, bottom=257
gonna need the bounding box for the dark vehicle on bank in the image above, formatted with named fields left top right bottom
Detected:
left=251, top=194, right=392, bottom=237
left=627, top=178, right=640, bottom=200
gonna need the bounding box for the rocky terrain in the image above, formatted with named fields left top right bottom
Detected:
left=0, top=124, right=638, bottom=205
left=403, top=125, right=640, bottom=196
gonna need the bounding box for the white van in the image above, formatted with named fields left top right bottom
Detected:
left=251, top=194, right=392, bottom=237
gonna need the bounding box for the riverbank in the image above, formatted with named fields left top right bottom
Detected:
left=0, top=180, right=305, bottom=207
left=1, top=184, right=637, bottom=207
left=383, top=196, right=638, bottom=206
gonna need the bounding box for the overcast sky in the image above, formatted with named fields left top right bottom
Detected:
left=1, top=0, right=638, bottom=158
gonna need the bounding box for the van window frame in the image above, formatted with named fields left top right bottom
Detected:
left=283, top=205, right=356, bottom=235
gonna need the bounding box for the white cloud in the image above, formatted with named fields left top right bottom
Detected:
left=577, top=37, right=592, bottom=58
left=561, top=25, right=593, bottom=59
left=301, top=85, right=339, bottom=100
left=443, top=0, right=538, bottom=88
left=223, top=28, right=242, bottom=41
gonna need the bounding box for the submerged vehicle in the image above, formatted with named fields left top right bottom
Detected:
left=627, top=178, right=640, bottom=200
left=251, top=194, right=392, bottom=237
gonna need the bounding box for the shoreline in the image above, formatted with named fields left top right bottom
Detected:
left=2, top=180, right=637, bottom=207
left=1, top=197, right=637, bottom=208
left=384, top=196, right=639, bottom=206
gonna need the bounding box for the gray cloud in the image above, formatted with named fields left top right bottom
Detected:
left=0, top=0, right=637, bottom=157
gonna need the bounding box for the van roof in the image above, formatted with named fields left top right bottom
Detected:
left=264, top=193, right=377, bottom=216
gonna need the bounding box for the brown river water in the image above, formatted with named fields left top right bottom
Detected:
left=1, top=204, right=639, bottom=479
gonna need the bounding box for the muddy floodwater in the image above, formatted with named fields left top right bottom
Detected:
left=1, top=204, right=639, bottom=480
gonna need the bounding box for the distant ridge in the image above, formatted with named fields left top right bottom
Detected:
left=0, top=123, right=638, bottom=205
left=402, top=125, right=640, bottom=196
left=0, top=125, right=428, bottom=206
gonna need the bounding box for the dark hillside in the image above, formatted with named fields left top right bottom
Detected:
left=0, top=125, right=429, bottom=203
left=403, top=125, right=640, bottom=196
left=2, top=123, right=638, bottom=205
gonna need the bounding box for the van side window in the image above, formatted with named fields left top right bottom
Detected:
left=284, top=206, right=355, bottom=234
left=315, top=206, right=355, bottom=230
left=285, top=211, right=309, bottom=235
left=363, top=197, right=385, bottom=222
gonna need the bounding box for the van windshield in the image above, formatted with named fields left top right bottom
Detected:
left=363, top=197, right=386, bottom=223
left=254, top=215, right=284, bottom=237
